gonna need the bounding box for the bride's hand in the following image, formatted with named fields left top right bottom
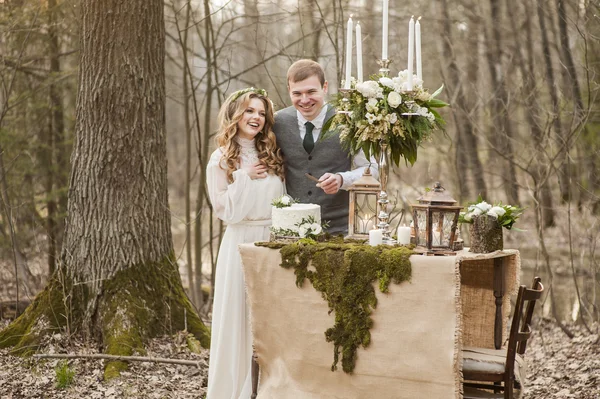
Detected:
left=242, top=162, right=268, bottom=180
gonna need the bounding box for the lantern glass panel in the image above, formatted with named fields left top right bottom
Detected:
left=430, top=210, right=457, bottom=247
left=354, top=192, right=378, bottom=235
left=415, top=208, right=428, bottom=246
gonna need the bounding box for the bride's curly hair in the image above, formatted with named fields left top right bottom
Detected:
left=216, top=90, right=285, bottom=183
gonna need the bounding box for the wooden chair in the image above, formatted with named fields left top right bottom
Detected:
left=462, top=277, right=543, bottom=399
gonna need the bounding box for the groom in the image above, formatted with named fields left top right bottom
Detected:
left=273, top=59, right=377, bottom=234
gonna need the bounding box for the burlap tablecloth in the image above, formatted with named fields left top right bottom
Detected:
left=458, top=249, right=521, bottom=348
left=238, top=245, right=520, bottom=399
left=239, top=244, right=464, bottom=398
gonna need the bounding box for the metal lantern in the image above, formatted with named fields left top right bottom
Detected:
left=411, top=182, right=462, bottom=254
left=348, top=167, right=381, bottom=239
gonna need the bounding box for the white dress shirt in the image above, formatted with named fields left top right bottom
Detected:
left=297, top=105, right=379, bottom=190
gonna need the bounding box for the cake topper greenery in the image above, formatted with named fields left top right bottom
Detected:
left=271, top=194, right=297, bottom=208
left=322, top=72, right=448, bottom=166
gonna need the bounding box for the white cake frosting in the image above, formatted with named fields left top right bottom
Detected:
left=272, top=203, right=321, bottom=234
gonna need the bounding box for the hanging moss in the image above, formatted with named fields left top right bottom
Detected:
left=256, top=239, right=413, bottom=373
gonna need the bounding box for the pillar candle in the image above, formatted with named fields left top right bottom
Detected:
left=356, top=22, right=363, bottom=83
left=416, top=17, right=422, bottom=81
left=397, top=225, right=412, bottom=245
left=407, top=16, right=414, bottom=91
left=344, top=16, right=353, bottom=89
left=369, top=229, right=383, bottom=246
left=382, top=0, right=389, bottom=59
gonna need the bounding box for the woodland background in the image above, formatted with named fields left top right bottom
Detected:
left=0, top=0, right=599, bottom=336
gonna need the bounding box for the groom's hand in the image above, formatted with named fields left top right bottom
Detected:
left=317, top=173, right=342, bottom=194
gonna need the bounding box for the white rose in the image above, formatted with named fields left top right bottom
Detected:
left=472, top=207, right=483, bottom=216
left=489, top=206, right=506, bottom=216
left=387, top=91, right=402, bottom=108
left=388, top=113, right=398, bottom=124
left=475, top=201, right=492, bottom=212
left=281, top=195, right=290, bottom=205
left=311, top=224, right=322, bottom=234
left=487, top=210, right=498, bottom=219
left=379, top=77, right=394, bottom=89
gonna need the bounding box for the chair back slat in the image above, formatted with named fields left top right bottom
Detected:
left=518, top=277, right=543, bottom=355
left=504, top=277, right=543, bottom=398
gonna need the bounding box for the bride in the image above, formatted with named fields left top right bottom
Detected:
left=206, top=88, right=285, bottom=398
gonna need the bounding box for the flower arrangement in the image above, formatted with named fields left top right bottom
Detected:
left=271, top=194, right=297, bottom=208
left=458, top=197, right=524, bottom=230
left=322, top=71, right=448, bottom=166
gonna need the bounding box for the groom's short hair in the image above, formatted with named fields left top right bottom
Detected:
left=287, top=59, right=325, bottom=87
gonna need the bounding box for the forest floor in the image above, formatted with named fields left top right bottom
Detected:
left=0, top=319, right=598, bottom=398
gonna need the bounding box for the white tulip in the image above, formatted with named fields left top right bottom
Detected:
left=489, top=206, right=506, bottom=216
left=475, top=201, right=492, bottom=212
left=487, top=210, right=498, bottom=219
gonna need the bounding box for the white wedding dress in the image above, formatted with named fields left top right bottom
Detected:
left=206, top=137, right=285, bottom=399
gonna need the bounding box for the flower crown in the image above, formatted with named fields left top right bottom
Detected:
left=230, top=87, right=268, bottom=103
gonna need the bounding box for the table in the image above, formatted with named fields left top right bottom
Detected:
left=239, top=245, right=520, bottom=399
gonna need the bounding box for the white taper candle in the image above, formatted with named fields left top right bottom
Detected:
left=382, top=0, right=389, bottom=60
left=344, top=16, right=353, bottom=89
left=416, top=17, right=422, bottom=81
left=356, top=22, right=363, bottom=83
left=407, top=16, right=414, bottom=91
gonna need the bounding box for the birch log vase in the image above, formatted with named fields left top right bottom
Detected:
left=469, top=215, right=503, bottom=253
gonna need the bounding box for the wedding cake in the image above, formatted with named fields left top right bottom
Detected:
left=271, top=195, right=322, bottom=238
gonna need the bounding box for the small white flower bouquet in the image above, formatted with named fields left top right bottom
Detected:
left=272, top=194, right=297, bottom=209
left=459, top=197, right=524, bottom=230
left=323, top=71, right=448, bottom=166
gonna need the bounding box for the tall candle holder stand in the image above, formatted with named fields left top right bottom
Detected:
left=377, top=59, right=392, bottom=77
left=377, top=141, right=396, bottom=244
left=337, top=88, right=355, bottom=116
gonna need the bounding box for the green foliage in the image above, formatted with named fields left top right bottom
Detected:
left=322, top=74, right=448, bottom=167
left=257, top=238, right=413, bottom=373
left=55, top=360, right=75, bottom=389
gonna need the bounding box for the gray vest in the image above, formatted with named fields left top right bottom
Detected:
left=273, top=105, right=351, bottom=234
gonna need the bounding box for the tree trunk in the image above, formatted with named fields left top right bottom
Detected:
left=537, top=0, right=569, bottom=203
left=181, top=0, right=198, bottom=307
left=486, top=0, right=519, bottom=205
left=438, top=0, right=487, bottom=201
left=508, top=0, right=555, bottom=227
left=0, top=0, right=209, bottom=379
left=46, top=0, right=67, bottom=275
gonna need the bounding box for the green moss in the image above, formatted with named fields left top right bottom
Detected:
left=0, top=277, right=69, bottom=355
left=99, top=254, right=210, bottom=379
left=258, top=239, right=413, bottom=373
